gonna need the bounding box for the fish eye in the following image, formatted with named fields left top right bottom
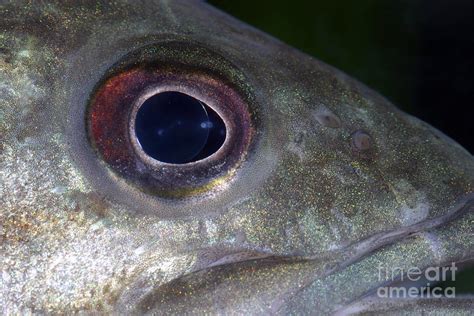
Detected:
left=133, top=91, right=226, bottom=164
left=86, top=41, right=255, bottom=198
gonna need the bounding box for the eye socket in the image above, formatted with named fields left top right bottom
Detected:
left=134, top=91, right=226, bottom=164
left=87, top=41, right=255, bottom=198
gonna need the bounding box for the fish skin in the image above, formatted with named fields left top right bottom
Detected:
left=1, top=0, right=473, bottom=314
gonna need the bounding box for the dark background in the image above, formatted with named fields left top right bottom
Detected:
left=210, top=0, right=474, bottom=292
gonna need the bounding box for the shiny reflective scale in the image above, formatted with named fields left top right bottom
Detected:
left=134, top=91, right=226, bottom=164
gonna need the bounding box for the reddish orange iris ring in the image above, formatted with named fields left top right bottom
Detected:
left=88, top=66, right=253, bottom=197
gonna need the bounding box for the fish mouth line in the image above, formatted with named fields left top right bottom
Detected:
left=267, top=193, right=474, bottom=313
left=326, top=192, right=474, bottom=271
left=190, top=192, right=474, bottom=274
left=117, top=193, right=473, bottom=311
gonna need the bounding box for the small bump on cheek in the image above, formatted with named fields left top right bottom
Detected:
left=313, top=108, right=341, bottom=128
left=349, top=130, right=377, bottom=161
left=351, top=130, right=372, bottom=151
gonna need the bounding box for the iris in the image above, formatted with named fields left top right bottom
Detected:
left=134, top=91, right=226, bottom=164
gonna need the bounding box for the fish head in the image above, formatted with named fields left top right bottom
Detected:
left=1, top=1, right=473, bottom=314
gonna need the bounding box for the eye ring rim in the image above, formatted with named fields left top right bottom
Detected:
left=87, top=63, right=254, bottom=198
left=128, top=85, right=232, bottom=168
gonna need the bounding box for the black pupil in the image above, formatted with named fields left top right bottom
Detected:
left=134, top=91, right=226, bottom=164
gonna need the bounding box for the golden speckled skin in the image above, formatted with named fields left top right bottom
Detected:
left=1, top=1, right=473, bottom=314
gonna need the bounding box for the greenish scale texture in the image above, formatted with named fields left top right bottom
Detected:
left=210, top=0, right=474, bottom=294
